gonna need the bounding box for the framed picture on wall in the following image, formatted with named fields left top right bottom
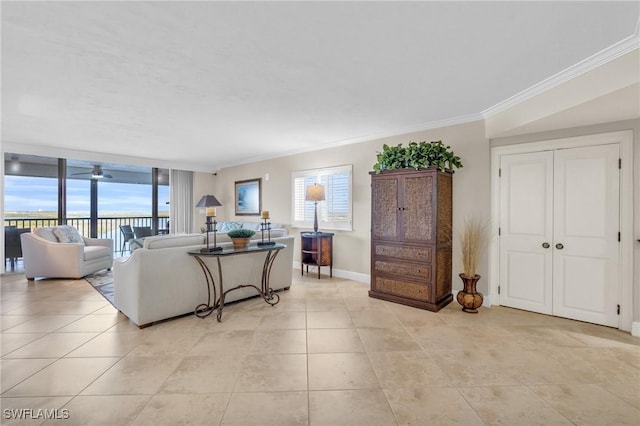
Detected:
left=234, top=178, right=261, bottom=216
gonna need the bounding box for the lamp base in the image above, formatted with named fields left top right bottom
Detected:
left=313, top=201, right=319, bottom=233
left=257, top=241, right=276, bottom=247
left=201, top=246, right=223, bottom=253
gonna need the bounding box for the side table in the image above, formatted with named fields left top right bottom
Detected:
left=300, top=232, right=334, bottom=279
left=188, top=243, right=285, bottom=321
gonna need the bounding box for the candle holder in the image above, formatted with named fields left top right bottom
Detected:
left=201, top=216, right=223, bottom=252
left=257, top=217, right=275, bottom=246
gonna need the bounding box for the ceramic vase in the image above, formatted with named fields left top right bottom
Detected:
left=456, top=273, right=483, bottom=313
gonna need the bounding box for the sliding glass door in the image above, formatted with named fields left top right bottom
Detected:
left=4, top=153, right=170, bottom=256
left=4, top=154, right=60, bottom=230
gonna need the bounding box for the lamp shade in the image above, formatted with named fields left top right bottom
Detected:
left=305, top=183, right=325, bottom=202
left=195, top=195, right=222, bottom=208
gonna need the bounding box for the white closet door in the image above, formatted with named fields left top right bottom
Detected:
left=552, top=144, right=620, bottom=327
left=499, top=151, right=554, bottom=314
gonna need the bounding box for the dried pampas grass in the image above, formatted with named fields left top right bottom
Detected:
left=459, top=217, right=489, bottom=277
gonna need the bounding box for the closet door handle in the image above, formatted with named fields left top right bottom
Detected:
left=542, top=242, right=550, bottom=249
left=555, top=243, right=564, bottom=250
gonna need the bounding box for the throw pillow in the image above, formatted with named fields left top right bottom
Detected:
left=33, top=227, right=58, bottom=242
left=242, top=222, right=261, bottom=231
left=52, top=225, right=85, bottom=245
left=218, top=221, right=242, bottom=232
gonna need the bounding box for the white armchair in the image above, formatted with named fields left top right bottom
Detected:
left=20, top=227, right=113, bottom=280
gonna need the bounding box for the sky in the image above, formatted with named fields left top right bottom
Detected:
left=4, top=175, right=170, bottom=216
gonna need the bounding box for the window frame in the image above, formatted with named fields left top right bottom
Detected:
left=291, top=164, right=353, bottom=231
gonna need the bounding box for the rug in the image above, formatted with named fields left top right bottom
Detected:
left=85, top=270, right=114, bottom=305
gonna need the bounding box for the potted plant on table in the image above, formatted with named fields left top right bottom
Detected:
left=227, top=228, right=255, bottom=250
left=456, top=217, right=489, bottom=313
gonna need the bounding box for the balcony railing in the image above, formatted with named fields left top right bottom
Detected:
left=4, top=216, right=169, bottom=254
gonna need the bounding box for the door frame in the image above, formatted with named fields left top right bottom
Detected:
left=489, top=130, right=633, bottom=332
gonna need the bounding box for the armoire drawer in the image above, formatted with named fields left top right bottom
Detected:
left=373, top=243, right=432, bottom=262
left=374, top=260, right=432, bottom=281
left=374, top=277, right=431, bottom=302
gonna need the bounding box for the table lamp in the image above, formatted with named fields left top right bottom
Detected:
left=305, top=183, right=325, bottom=233
left=196, top=195, right=223, bottom=252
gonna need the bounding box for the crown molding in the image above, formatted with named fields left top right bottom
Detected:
left=482, top=30, right=640, bottom=119
left=216, top=112, right=484, bottom=170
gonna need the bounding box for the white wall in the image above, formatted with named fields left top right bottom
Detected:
left=192, top=171, right=217, bottom=233
left=212, top=120, right=491, bottom=292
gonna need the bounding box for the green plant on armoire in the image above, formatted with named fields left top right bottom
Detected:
left=372, top=140, right=463, bottom=173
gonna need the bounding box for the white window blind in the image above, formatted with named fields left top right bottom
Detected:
left=291, top=165, right=352, bottom=231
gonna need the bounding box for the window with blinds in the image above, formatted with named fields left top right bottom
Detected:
left=291, top=165, right=353, bottom=231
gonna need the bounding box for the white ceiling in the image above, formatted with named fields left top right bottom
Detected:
left=2, top=1, right=639, bottom=172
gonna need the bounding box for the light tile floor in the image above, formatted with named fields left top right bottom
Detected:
left=1, top=271, right=639, bottom=425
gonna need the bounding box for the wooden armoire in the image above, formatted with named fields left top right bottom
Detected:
left=369, top=167, right=453, bottom=311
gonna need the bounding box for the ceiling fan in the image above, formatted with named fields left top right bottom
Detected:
left=71, top=165, right=113, bottom=179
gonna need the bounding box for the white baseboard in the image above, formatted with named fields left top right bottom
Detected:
left=293, top=263, right=369, bottom=283
left=632, top=321, right=640, bottom=337
left=332, top=268, right=369, bottom=283
left=482, top=294, right=493, bottom=307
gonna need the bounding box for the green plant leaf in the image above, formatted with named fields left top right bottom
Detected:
left=373, top=140, right=462, bottom=172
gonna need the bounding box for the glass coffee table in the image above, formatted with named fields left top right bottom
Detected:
left=188, top=244, right=286, bottom=322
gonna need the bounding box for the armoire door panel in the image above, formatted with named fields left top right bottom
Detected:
left=402, top=175, right=434, bottom=242
left=372, top=177, right=400, bottom=240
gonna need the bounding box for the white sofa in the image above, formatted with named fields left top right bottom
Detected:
left=113, top=233, right=294, bottom=327
left=21, top=227, right=113, bottom=280
left=131, top=221, right=288, bottom=250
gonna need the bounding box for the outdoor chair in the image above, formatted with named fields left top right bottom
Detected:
left=133, top=226, right=153, bottom=239
left=119, top=225, right=135, bottom=252
left=5, top=226, right=29, bottom=270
